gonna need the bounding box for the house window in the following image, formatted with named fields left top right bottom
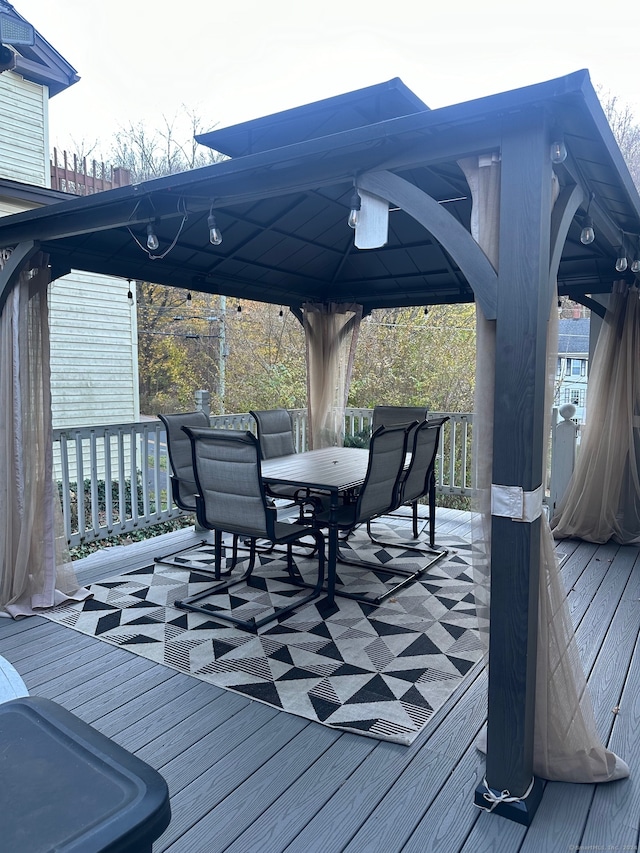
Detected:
left=556, top=357, right=562, bottom=377
left=571, top=359, right=584, bottom=376
left=565, top=358, right=571, bottom=375
left=563, top=388, right=585, bottom=407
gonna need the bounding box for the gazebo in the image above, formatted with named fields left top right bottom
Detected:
left=1, top=69, right=639, bottom=823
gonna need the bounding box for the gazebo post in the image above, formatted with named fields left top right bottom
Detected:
left=474, top=110, right=552, bottom=823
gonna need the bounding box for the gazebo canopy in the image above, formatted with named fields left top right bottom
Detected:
left=0, top=70, right=638, bottom=314
left=1, top=68, right=640, bottom=825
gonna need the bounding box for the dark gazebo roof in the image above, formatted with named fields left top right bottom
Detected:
left=0, top=70, right=638, bottom=313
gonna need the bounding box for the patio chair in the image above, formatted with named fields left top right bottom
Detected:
left=154, top=411, right=239, bottom=573
left=251, top=408, right=319, bottom=524
left=371, top=404, right=429, bottom=536
left=312, top=422, right=423, bottom=605
left=250, top=408, right=296, bottom=459
left=372, top=405, right=428, bottom=432
left=368, top=416, right=450, bottom=554
left=174, top=428, right=326, bottom=632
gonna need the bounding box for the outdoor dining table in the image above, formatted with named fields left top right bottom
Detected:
left=262, top=446, right=370, bottom=612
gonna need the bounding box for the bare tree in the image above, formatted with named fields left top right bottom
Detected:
left=598, top=88, right=640, bottom=190
left=108, top=106, right=225, bottom=182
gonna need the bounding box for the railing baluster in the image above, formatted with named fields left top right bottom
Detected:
left=104, top=431, right=114, bottom=534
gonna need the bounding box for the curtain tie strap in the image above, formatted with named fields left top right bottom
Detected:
left=491, top=484, right=543, bottom=522
left=475, top=776, right=536, bottom=813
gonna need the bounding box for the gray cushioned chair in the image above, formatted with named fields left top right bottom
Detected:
left=250, top=408, right=296, bottom=459
left=174, top=428, right=325, bottom=632
left=312, top=423, right=414, bottom=605
left=153, top=411, right=212, bottom=568
left=251, top=408, right=319, bottom=521
left=370, top=404, right=429, bottom=538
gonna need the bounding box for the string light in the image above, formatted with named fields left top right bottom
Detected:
left=347, top=188, right=361, bottom=229
left=207, top=204, right=223, bottom=246
left=616, top=230, right=628, bottom=272
left=146, top=222, right=159, bottom=251
left=615, top=250, right=628, bottom=273
left=580, top=193, right=595, bottom=245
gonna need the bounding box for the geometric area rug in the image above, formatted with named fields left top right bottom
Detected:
left=40, top=523, right=485, bottom=745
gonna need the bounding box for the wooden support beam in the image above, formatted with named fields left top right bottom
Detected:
left=0, top=241, right=38, bottom=314
left=358, top=171, right=498, bottom=319
left=474, top=109, right=552, bottom=824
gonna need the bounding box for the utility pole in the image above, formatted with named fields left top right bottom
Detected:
left=218, top=295, right=226, bottom=413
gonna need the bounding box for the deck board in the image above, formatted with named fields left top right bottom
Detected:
left=1, top=509, right=639, bottom=852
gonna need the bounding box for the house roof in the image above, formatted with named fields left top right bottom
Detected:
left=558, top=318, right=590, bottom=354
left=0, top=70, right=638, bottom=313
left=0, top=2, right=79, bottom=96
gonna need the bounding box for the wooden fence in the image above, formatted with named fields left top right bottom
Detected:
left=50, top=148, right=131, bottom=195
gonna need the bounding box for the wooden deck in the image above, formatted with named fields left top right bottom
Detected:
left=1, top=508, right=639, bottom=852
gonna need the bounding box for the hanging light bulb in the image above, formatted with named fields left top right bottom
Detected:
left=237, top=303, right=242, bottom=313
left=550, top=137, right=567, bottom=164
left=279, top=307, right=284, bottom=318
left=632, top=259, right=640, bottom=273
left=347, top=189, right=361, bottom=229
left=580, top=192, right=595, bottom=245
left=186, top=292, right=192, bottom=302
left=207, top=210, right=223, bottom=245
left=616, top=249, right=628, bottom=272
left=146, top=222, right=159, bottom=251
left=580, top=216, right=595, bottom=245
left=127, top=279, right=133, bottom=304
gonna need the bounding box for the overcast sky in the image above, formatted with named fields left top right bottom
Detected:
left=17, top=0, right=640, bottom=157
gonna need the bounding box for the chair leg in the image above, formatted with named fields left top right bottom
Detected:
left=174, top=532, right=256, bottom=609
left=333, top=540, right=447, bottom=605
left=156, top=533, right=245, bottom=578
left=174, top=532, right=326, bottom=633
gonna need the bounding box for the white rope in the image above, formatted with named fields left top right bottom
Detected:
left=475, top=776, right=536, bottom=813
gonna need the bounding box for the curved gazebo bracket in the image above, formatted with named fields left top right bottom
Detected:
left=358, top=170, right=498, bottom=320
left=0, top=240, right=39, bottom=314
left=549, top=183, right=607, bottom=319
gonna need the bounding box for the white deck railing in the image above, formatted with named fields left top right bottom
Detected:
left=53, top=407, right=475, bottom=548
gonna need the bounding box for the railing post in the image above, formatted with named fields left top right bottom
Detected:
left=549, top=403, right=578, bottom=516
left=194, top=390, right=211, bottom=420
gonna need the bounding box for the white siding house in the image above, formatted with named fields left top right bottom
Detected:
left=0, top=6, right=139, bottom=433
left=555, top=317, right=590, bottom=424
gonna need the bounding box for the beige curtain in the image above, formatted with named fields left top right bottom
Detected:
left=459, top=158, right=627, bottom=782
left=0, top=255, right=88, bottom=618
left=303, top=302, right=362, bottom=449
left=551, top=283, right=640, bottom=544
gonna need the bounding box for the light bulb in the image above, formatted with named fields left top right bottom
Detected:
left=207, top=213, right=223, bottom=246
left=616, top=253, right=628, bottom=273
left=347, top=190, right=361, bottom=229
left=146, top=223, right=159, bottom=251
left=631, top=259, right=640, bottom=273
left=550, top=140, right=567, bottom=164
left=580, top=217, right=595, bottom=245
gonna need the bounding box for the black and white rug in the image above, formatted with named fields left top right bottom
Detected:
left=42, top=523, right=484, bottom=745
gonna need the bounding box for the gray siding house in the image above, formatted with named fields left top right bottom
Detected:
left=0, top=1, right=139, bottom=430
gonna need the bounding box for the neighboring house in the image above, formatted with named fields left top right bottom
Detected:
left=555, top=316, right=590, bottom=423
left=0, top=1, right=139, bottom=430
